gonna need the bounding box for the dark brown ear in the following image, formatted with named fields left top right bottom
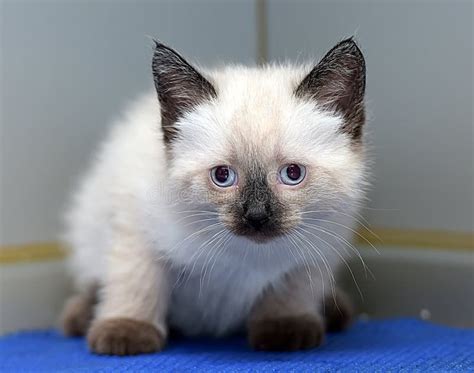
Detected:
left=295, top=38, right=366, bottom=140
left=152, top=41, right=217, bottom=144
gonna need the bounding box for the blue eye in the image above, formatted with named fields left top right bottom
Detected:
left=279, top=164, right=306, bottom=185
left=210, top=166, right=237, bottom=187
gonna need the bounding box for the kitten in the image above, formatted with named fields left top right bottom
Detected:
left=61, top=38, right=367, bottom=355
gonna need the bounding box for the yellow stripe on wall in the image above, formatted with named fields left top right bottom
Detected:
left=356, top=227, right=474, bottom=251
left=0, top=242, right=67, bottom=264
left=0, top=227, right=472, bottom=265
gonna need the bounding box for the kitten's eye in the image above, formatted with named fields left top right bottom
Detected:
left=279, top=164, right=306, bottom=185
left=210, top=166, right=237, bottom=188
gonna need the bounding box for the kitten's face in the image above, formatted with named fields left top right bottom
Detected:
left=153, top=40, right=366, bottom=243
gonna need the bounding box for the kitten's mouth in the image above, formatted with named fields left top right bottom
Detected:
left=243, top=231, right=283, bottom=244
left=226, top=220, right=286, bottom=244
left=235, top=230, right=283, bottom=244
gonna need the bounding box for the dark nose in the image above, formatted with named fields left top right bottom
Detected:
left=244, top=208, right=270, bottom=230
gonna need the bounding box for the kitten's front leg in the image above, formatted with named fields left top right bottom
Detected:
left=248, top=267, right=325, bottom=351
left=87, top=229, right=169, bottom=355
left=248, top=266, right=352, bottom=352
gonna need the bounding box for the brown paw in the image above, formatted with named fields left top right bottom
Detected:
left=87, top=318, right=165, bottom=355
left=248, top=314, right=324, bottom=351
left=323, top=290, right=354, bottom=332
left=61, top=294, right=95, bottom=337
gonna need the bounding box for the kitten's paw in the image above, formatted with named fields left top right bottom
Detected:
left=87, top=318, right=165, bottom=355
left=324, top=290, right=354, bottom=332
left=248, top=314, right=324, bottom=351
left=61, top=294, right=94, bottom=337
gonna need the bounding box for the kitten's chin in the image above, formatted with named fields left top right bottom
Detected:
left=240, top=233, right=277, bottom=244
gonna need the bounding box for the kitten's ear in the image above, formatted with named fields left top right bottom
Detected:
left=152, top=41, right=217, bottom=144
left=295, top=38, right=366, bottom=139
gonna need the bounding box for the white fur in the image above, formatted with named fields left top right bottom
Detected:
left=65, top=65, right=367, bottom=337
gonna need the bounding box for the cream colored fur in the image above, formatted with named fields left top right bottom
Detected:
left=65, top=65, right=367, bottom=338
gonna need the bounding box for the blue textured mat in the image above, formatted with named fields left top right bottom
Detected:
left=0, top=319, right=472, bottom=372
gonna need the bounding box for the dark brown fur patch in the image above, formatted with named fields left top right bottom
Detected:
left=61, top=287, right=97, bottom=337
left=228, top=161, right=286, bottom=241
left=323, top=290, right=354, bottom=332
left=248, top=314, right=324, bottom=352
left=87, top=318, right=165, bottom=356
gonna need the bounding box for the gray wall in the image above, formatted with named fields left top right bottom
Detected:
left=0, top=0, right=257, bottom=245
left=1, top=0, right=473, bottom=247
left=268, top=0, right=473, bottom=233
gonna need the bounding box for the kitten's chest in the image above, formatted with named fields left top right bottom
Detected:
left=166, top=255, right=282, bottom=337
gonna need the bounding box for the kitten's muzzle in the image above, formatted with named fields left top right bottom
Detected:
left=228, top=168, right=286, bottom=241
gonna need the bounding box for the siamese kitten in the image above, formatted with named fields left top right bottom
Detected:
left=61, top=38, right=367, bottom=355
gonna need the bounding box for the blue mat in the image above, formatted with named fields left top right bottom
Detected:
left=0, top=319, right=472, bottom=372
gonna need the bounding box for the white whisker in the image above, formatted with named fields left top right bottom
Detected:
left=300, top=221, right=375, bottom=280
left=297, top=225, right=365, bottom=300
left=303, top=217, right=380, bottom=254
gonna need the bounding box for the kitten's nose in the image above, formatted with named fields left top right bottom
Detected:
left=244, top=209, right=270, bottom=230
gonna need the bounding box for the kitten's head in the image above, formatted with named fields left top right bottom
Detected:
left=152, top=39, right=367, bottom=243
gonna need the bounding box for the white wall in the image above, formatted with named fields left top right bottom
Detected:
left=268, top=0, right=473, bottom=233
left=0, top=0, right=257, bottom=245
